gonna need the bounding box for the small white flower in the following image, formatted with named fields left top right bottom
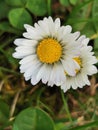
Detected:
left=61, top=44, right=98, bottom=92
left=13, top=17, right=84, bottom=86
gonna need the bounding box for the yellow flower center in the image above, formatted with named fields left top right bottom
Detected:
left=37, top=38, right=62, bottom=64
left=73, top=57, right=82, bottom=73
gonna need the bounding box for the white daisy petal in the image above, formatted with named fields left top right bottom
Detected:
left=23, top=24, right=43, bottom=40
left=91, top=57, right=98, bottom=64
left=71, top=31, right=80, bottom=40
left=63, top=25, right=72, bottom=34
left=61, top=84, right=67, bottom=92
left=47, top=16, right=55, bottom=37
left=82, top=38, right=90, bottom=45
left=54, top=18, right=60, bottom=32
left=14, top=39, right=38, bottom=47
left=61, top=59, right=77, bottom=76
left=74, top=75, right=81, bottom=88
left=31, top=69, right=41, bottom=85
left=13, top=46, right=34, bottom=59
left=19, top=55, right=37, bottom=64
left=87, top=65, right=98, bottom=75
left=20, top=61, right=33, bottom=73
left=13, top=52, right=32, bottom=59
left=31, top=74, right=40, bottom=85
left=63, top=31, right=80, bottom=43
left=81, top=75, right=90, bottom=85
left=77, top=35, right=86, bottom=42
left=37, top=20, right=50, bottom=36
left=37, top=64, right=52, bottom=84
left=20, top=57, right=40, bottom=73
left=15, top=46, right=35, bottom=53
left=71, top=78, right=77, bottom=89
left=14, top=38, right=26, bottom=46
left=61, top=79, right=71, bottom=92
left=34, top=22, right=47, bottom=37
left=24, top=24, right=44, bottom=39
left=24, top=61, right=42, bottom=81
left=48, top=63, right=66, bottom=86
left=24, top=24, right=35, bottom=31
left=23, top=32, right=42, bottom=40
left=57, top=26, right=65, bottom=41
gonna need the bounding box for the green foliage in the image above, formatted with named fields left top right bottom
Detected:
left=26, top=0, right=47, bottom=16
left=0, top=0, right=10, bottom=19
left=6, top=48, right=19, bottom=69
left=66, top=0, right=93, bottom=31
left=0, top=22, right=21, bottom=34
left=13, top=107, right=54, bottom=130
left=6, top=0, right=23, bottom=6
left=92, top=0, right=98, bottom=31
left=8, top=8, right=32, bottom=30
left=80, top=22, right=95, bottom=37
left=55, top=123, right=65, bottom=130
left=59, top=0, right=70, bottom=6
left=67, top=120, right=98, bottom=130
left=92, top=0, right=98, bottom=57
left=59, top=0, right=78, bottom=6
left=69, top=0, right=78, bottom=5
left=0, top=100, right=9, bottom=129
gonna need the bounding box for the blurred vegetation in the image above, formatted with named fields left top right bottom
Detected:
left=0, top=0, right=98, bottom=130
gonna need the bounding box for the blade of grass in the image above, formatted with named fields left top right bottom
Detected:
left=39, top=101, right=54, bottom=117
left=0, top=66, right=20, bottom=75
left=47, top=0, right=52, bottom=15
left=70, top=0, right=93, bottom=17
left=61, top=90, right=72, bottom=122
left=67, top=120, right=98, bottom=130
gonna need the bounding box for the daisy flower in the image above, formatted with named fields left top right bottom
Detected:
left=13, top=16, right=83, bottom=87
left=61, top=40, right=98, bottom=92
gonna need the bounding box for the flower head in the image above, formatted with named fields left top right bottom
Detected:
left=13, top=16, right=93, bottom=88
left=61, top=41, right=98, bottom=92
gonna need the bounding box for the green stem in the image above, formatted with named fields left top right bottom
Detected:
left=47, top=0, right=51, bottom=16
left=37, top=87, right=45, bottom=106
left=39, top=101, right=54, bottom=117
left=61, top=90, right=72, bottom=122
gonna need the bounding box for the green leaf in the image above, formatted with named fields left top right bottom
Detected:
left=8, top=8, right=32, bottom=30
left=26, top=0, right=47, bottom=16
left=0, top=100, right=9, bottom=127
left=92, top=0, right=98, bottom=31
left=13, top=107, right=54, bottom=130
left=59, top=0, right=70, bottom=6
left=5, top=0, right=27, bottom=6
left=69, top=0, right=78, bottom=5
left=0, top=0, right=10, bottom=19
left=0, top=22, right=21, bottom=34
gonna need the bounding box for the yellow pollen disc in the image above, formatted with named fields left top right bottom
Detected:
left=37, top=38, right=62, bottom=64
left=73, top=57, right=82, bottom=73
